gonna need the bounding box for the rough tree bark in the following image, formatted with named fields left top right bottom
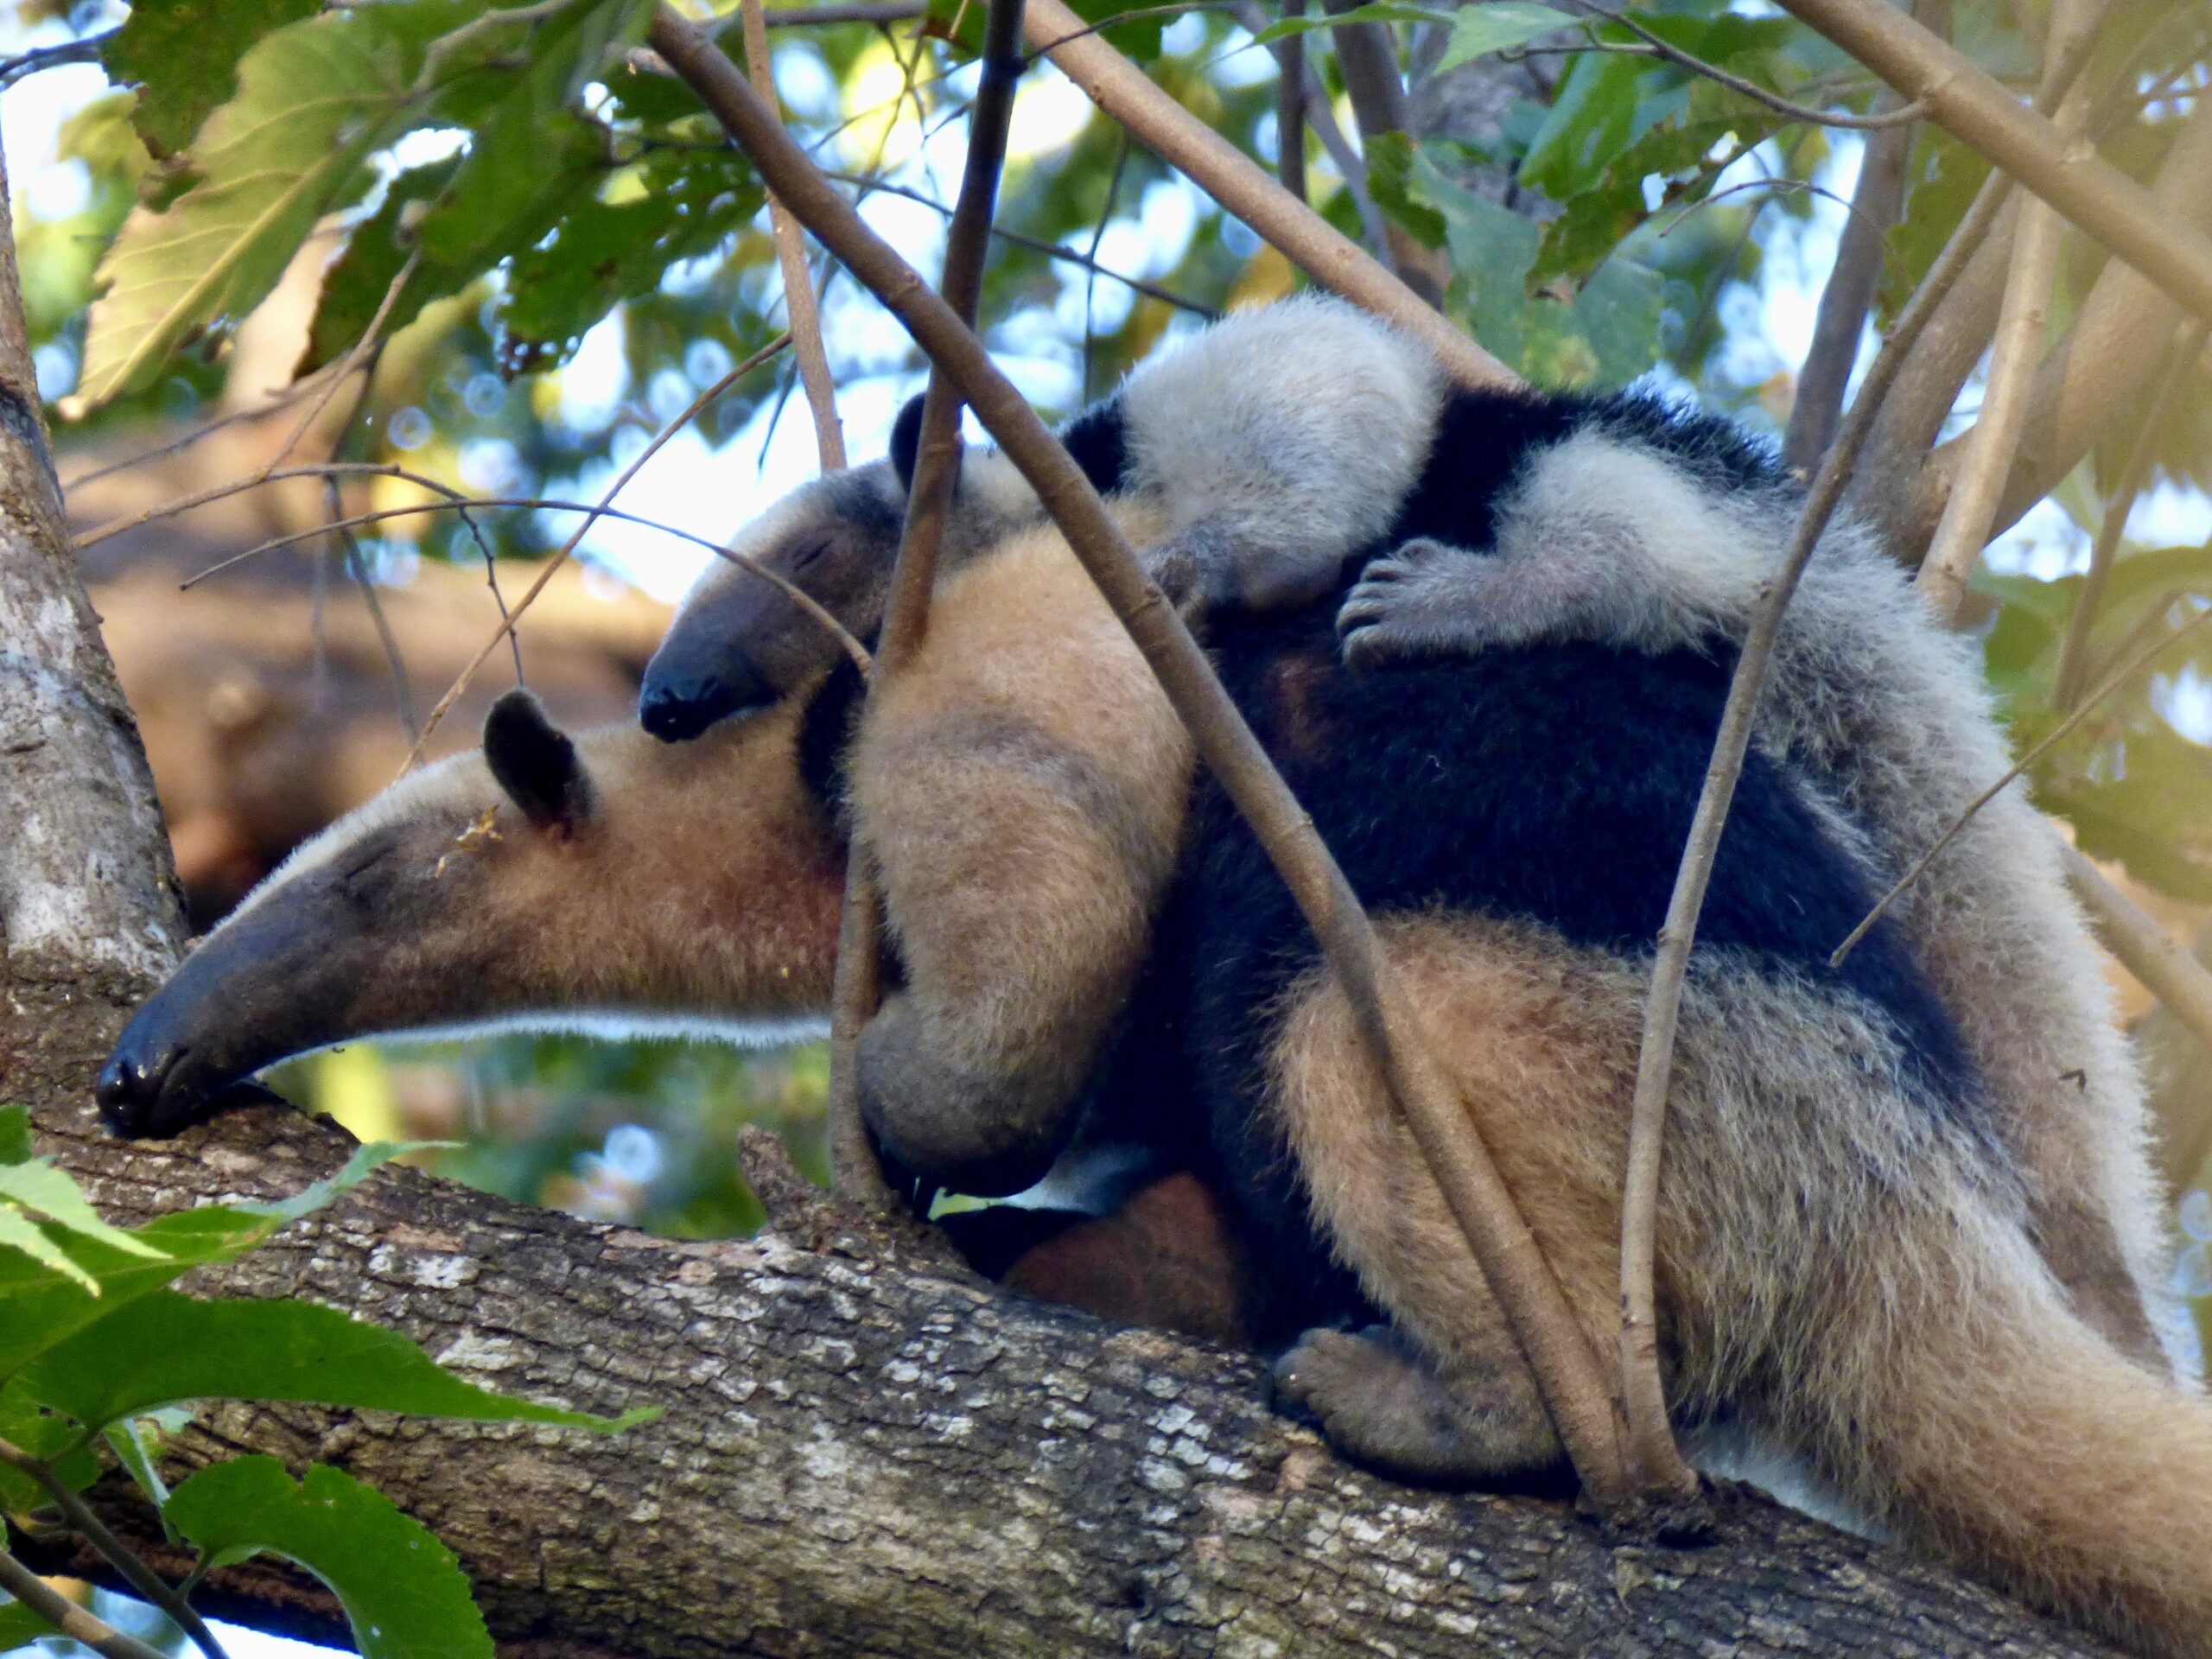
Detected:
left=0, top=69, right=2147, bottom=1659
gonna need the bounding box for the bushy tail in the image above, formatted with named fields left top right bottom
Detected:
left=1818, top=1234, right=2212, bottom=1658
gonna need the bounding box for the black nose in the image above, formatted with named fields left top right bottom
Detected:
left=95, top=1041, right=185, bottom=1139
left=637, top=648, right=774, bottom=741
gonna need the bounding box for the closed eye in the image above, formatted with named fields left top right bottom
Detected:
left=791, top=536, right=833, bottom=573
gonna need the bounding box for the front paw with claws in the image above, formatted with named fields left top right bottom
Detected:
left=1337, top=537, right=1500, bottom=673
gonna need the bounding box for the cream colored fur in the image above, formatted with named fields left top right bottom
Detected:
left=1347, top=431, right=2177, bottom=1374
left=1272, top=912, right=2212, bottom=1657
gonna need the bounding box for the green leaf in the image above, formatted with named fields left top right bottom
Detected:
left=0, top=1381, right=100, bottom=1514
left=168, top=1459, right=493, bottom=1659
left=1517, top=47, right=1654, bottom=200
left=106, top=1416, right=180, bottom=1534
left=77, top=0, right=486, bottom=409
left=0, top=1141, right=416, bottom=1379
left=301, top=156, right=465, bottom=374
left=104, top=0, right=323, bottom=157
left=1434, top=2, right=1577, bottom=73
left=1419, top=146, right=1661, bottom=388
left=0, top=1207, right=96, bottom=1295
left=0, top=1110, right=31, bottom=1167
left=1249, top=3, right=1446, bottom=45
left=0, top=1165, right=165, bottom=1262
left=19, top=1291, right=652, bottom=1435
left=503, top=145, right=763, bottom=365
left=1364, top=132, right=1445, bottom=251
left=0, top=1595, right=58, bottom=1648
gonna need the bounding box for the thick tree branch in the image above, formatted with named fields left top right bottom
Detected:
left=14, top=1090, right=2125, bottom=1659
left=1021, top=0, right=1516, bottom=392
left=645, top=2, right=1638, bottom=1510
left=1773, top=0, right=2212, bottom=332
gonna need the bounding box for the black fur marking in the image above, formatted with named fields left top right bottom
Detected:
left=1387, top=385, right=1788, bottom=562
left=1163, top=609, right=1986, bottom=1335
left=889, top=392, right=929, bottom=493
left=483, top=690, right=594, bottom=835
left=796, top=656, right=869, bottom=835
left=1058, top=393, right=1133, bottom=497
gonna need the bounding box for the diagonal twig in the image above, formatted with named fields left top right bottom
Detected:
left=1613, top=128, right=2018, bottom=1498
left=0, top=1548, right=173, bottom=1659
left=396, top=334, right=793, bottom=772
left=647, top=1, right=1640, bottom=1512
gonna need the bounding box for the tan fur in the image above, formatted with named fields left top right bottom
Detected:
left=848, top=505, right=1194, bottom=1170
left=235, top=697, right=845, bottom=1037
left=1271, top=913, right=2212, bottom=1656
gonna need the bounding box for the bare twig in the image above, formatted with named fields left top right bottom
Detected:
left=398, top=334, right=793, bottom=771
left=1615, top=132, right=1999, bottom=1499
left=0, top=1548, right=173, bottom=1659
left=328, top=483, right=423, bottom=743
left=2064, top=844, right=2212, bottom=1074
left=1080, top=131, right=1132, bottom=400
left=1658, top=177, right=1909, bottom=291
left=1323, top=0, right=1446, bottom=305
left=73, top=257, right=416, bottom=552
left=744, top=0, right=846, bottom=471
left=647, top=0, right=1637, bottom=1510
left=179, top=488, right=872, bottom=673
left=0, top=1436, right=229, bottom=1659
left=1772, top=0, right=2212, bottom=332
left=816, top=168, right=1217, bottom=315
left=826, top=0, right=1029, bottom=1211
left=63, top=363, right=350, bottom=493
left=2051, top=318, right=2209, bottom=711
left=1574, top=2, right=1923, bottom=130
left=0, top=29, right=114, bottom=89
left=1914, top=0, right=2092, bottom=622
left=760, top=0, right=926, bottom=22
left=1783, top=73, right=1916, bottom=474
left=1233, top=0, right=1391, bottom=261
left=1023, top=0, right=1517, bottom=393
left=1274, top=0, right=1308, bottom=207
left=1833, top=593, right=2212, bottom=968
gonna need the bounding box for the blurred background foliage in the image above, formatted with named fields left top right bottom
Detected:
left=3, top=0, right=2211, bottom=1265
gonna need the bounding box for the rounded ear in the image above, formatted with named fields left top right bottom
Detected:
left=889, top=391, right=963, bottom=495
left=483, top=690, right=595, bottom=837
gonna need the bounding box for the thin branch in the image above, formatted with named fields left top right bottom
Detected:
left=1080, top=131, right=1133, bottom=400
left=1832, top=592, right=2212, bottom=968
left=744, top=0, right=846, bottom=471
left=1614, top=128, right=2004, bottom=1501
left=828, top=0, right=1029, bottom=1211
left=1573, top=2, right=1923, bottom=130
left=74, top=258, right=418, bottom=552
left=1274, top=0, right=1308, bottom=208
left=1322, top=0, right=1446, bottom=305
left=1772, top=0, right=2212, bottom=334
left=2051, top=318, right=2209, bottom=711
left=63, top=362, right=349, bottom=493
left=1658, top=177, right=1909, bottom=291
left=397, top=334, right=793, bottom=771
left=1234, top=1, right=1391, bottom=262
left=1914, top=0, right=2091, bottom=621
left=1783, top=73, right=1916, bottom=474
left=329, top=482, right=423, bottom=743
left=179, top=488, right=872, bottom=674
left=0, top=29, right=114, bottom=89
left=649, top=0, right=1638, bottom=1510
left=0, top=1549, right=173, bottom=1659
left=0, top=1436, right=229, bottom=1659
left=2063, top=843, right=2212, bottom=1078
left=1023, top=0, right=1517, bottom=393
left=818, top=168, right=1217, bottom=314
left=759, top=0, right=926, bottom=22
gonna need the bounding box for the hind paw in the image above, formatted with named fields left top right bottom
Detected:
left=1271, top=1324, right=1563, bottom=1485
